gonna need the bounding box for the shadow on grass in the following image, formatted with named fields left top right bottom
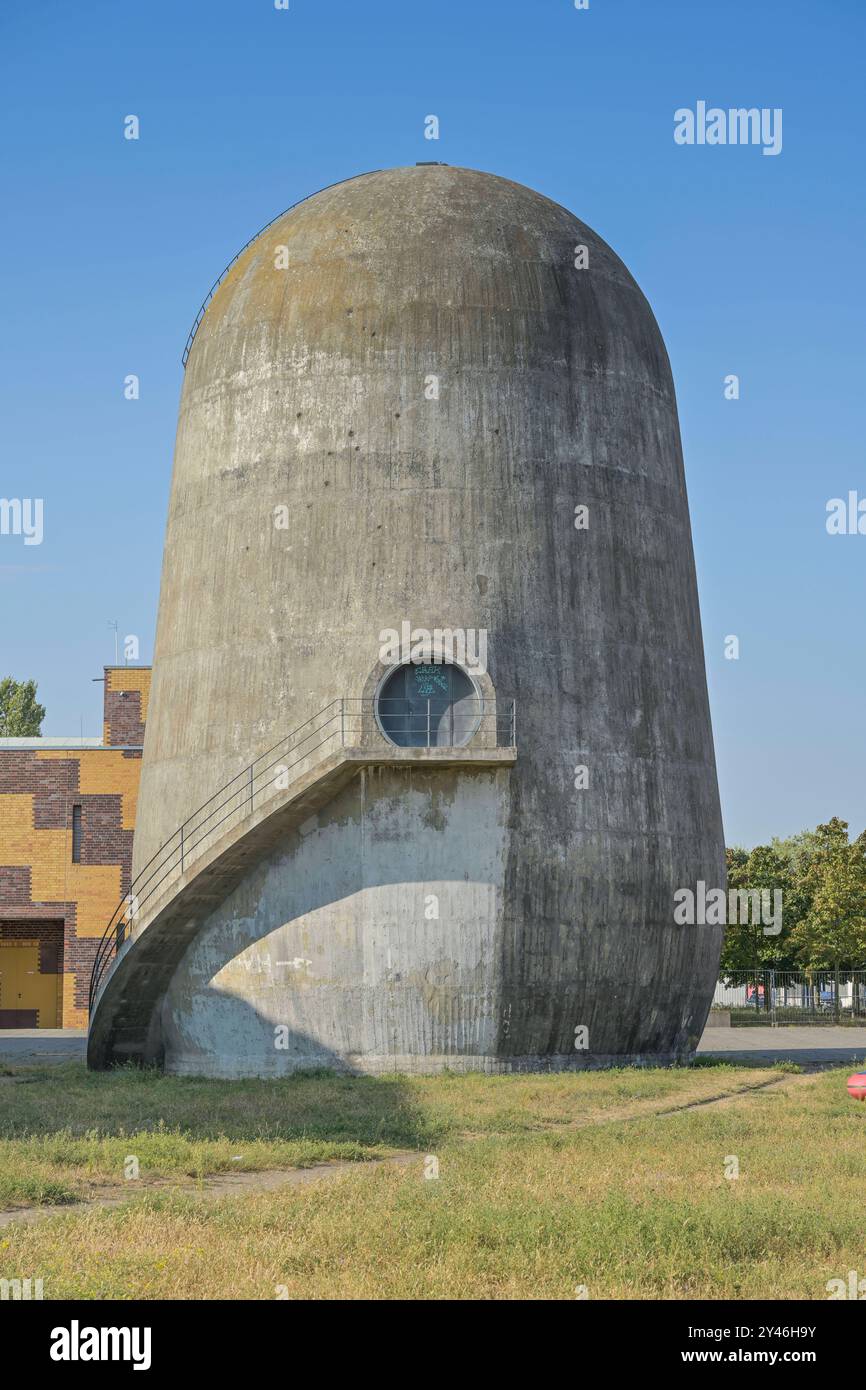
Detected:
left=687, top=1056, right=804, bottom=1073
left=0, top=1061, right=441, bottom=1151
left=0, top=1051, right=799, bottom=1154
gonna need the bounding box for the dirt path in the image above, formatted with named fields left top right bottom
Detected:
left=0, top=1153, right=420, bottom=1229
left=0, top=1069, right=821, bottom=1229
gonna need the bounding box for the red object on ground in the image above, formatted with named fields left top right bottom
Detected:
left=846, top=1073, right=866, bottom=1101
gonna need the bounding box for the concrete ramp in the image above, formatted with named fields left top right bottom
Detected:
left=87, top=733, right=515, bottom=1070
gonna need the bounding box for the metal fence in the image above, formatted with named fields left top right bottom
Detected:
left=713, top=970, right=866, bottom=1024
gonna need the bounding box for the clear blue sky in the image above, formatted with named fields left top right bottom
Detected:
left=1, top=0, right=863, bottom=847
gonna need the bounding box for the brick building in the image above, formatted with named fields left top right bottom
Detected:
left=0, top=667, right=151, bottom=1028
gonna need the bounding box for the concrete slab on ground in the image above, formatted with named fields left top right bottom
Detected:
left=2, top=1025, right=865, bottom=1072
left=0, top=1029, right=87, bottom=1065
left=698, top=1025, right=866, bottom=1067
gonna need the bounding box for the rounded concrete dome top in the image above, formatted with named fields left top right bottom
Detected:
left=184, top=164, right=671, bottom=405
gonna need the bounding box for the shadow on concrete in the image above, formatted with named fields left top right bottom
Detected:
left=92, top=767, right=511, bottom=1070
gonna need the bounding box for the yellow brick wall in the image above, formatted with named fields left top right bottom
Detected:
left=1, top=666, right=151, bottom=1030
left=1, top=749, right=145, bottom=1029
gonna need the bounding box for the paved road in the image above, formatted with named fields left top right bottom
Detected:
left=1, top=1026, right=865, bottom=1070
left=0, top=1029, right=86, bottom=1065
left=698, top=1025, right=866, bottom=1067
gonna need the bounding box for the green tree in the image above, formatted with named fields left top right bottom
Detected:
left=0, top=677, right=45, bottom=736
left=771, top=828, right=824, bottom=876
left=790, top=819, right=866, bottom=974
left=720, top=843, right=799, bottom=986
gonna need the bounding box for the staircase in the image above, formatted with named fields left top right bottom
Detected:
left=87, top=696, right=516, bottom=1069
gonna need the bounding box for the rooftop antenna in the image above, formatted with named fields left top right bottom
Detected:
left=108, top=619, right=119, bottom=666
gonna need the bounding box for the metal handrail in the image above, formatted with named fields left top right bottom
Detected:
left=181, top=170, right=382, bottom=368
left=88, top=694, right=516, bottom=1012
left=88, top=701, right=343, bottom=1010
left=127, top=702, right=342, bottom=911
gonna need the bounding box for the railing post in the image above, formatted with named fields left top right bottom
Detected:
left=341, top=698, right=345, bottom=747
left=180, top=825, right=184, bottom=874
left=249, top=764, right=254, bottom=813
left=427, top=699, right=431, bottom=748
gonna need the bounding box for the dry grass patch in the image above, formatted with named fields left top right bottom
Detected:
left=4, top=1063, right=864, bottom=1299
left=0, top=1060, right=780, bottom=1209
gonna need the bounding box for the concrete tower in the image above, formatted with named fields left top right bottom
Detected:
left=88, top=165, right=724, bottom=1075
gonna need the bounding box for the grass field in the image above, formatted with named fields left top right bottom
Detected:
left=2, top=1059, right=865, bottom=1299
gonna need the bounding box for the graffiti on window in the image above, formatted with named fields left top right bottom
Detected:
left=412, top=665, right=449, bottom=698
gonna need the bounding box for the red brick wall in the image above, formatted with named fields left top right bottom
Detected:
left=103, top=668, right=151, bottom=747
left=103, top=689, right=146, bottom=747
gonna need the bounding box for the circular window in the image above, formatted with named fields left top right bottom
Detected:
left=376, top=663, right=481, bottom=748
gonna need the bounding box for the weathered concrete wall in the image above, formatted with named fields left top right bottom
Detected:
left=161, top=767, right=511, bottom=1075
left=127, top=165, right=724, bottom=1074
left=87, top=743, right=515, bottom=1068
